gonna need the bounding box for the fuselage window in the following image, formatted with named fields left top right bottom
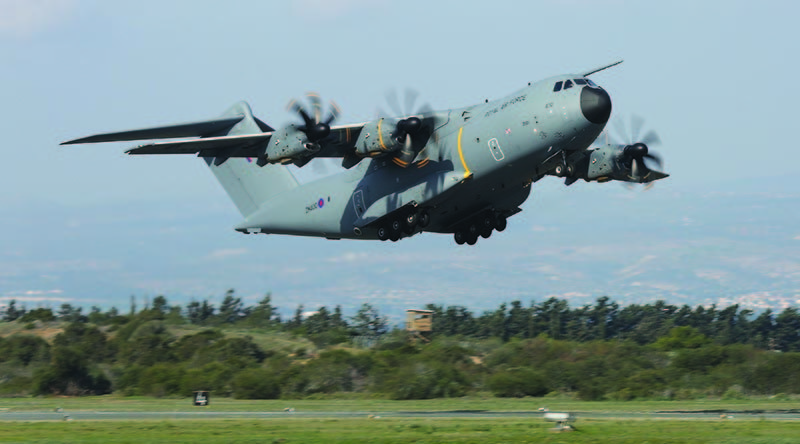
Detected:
left=553, top=81, right=563, bottom=92
left=586, top=79, right=597, bottom=87
left=574, top=79, right=587, bottom=85
left=563, top=79, right=573, bottom=90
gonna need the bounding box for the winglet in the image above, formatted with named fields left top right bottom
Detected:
left=583, top=60, right=623, bottom=77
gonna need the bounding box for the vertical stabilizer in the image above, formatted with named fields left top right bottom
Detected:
left=205, top=102, right=298, bottom=217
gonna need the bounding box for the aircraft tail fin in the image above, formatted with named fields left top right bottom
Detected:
left=205, top=102, right=299, bottom=217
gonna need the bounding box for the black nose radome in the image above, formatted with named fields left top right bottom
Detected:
left=580, top=86, right=611, bottom=124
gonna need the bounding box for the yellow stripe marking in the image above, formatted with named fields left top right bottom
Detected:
left=378, top=119, right=387, bottom=151
left=457, top=127, right=471, bottom=178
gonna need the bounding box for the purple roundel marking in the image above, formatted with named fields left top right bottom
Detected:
left=318, top=198, right=325, bottom=208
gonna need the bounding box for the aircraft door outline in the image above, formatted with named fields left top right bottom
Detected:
left=488, top=138, right=504, bottom=161
left=353, top=189, right=366, bottom=218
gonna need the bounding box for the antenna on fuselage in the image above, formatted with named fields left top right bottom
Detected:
left=583, top=60, right=624, bottom=77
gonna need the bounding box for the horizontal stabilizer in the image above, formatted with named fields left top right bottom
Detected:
left=61, top=116, right=246, bottom=145
left=126, top=133, right=272, bottom=157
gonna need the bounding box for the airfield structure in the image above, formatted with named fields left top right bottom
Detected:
left=405, top=309, right=433, bottom=342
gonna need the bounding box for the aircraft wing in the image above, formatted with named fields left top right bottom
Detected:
left=126, top=133, right=272, bottom=156
left=63, top=120, right=366, bottom=161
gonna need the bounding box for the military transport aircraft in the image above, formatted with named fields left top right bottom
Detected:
left=62, top=60, right=667, bottom=245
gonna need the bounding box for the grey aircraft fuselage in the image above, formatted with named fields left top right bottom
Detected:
left=239, top=75, right=604, bottom=241
left=64, top=62, right=664, bottom=245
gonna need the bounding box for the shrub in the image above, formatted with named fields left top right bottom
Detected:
left=232, top=368, right=281, bottom=399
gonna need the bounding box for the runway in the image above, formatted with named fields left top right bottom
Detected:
left=3, top=410, right=800, bottom=421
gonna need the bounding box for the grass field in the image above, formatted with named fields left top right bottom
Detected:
left=1, top=417, right=800, bottom=444
left=2, top=397, right=800, bottom=443
left=1, top=395, right=799, bottom=413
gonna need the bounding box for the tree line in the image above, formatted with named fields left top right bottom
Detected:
left=1, top=293, right=800, bottom=401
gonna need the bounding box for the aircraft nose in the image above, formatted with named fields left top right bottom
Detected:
left=580, top=86, right=611, bottom=124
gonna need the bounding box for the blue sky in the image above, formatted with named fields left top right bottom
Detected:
left=1, top=0, right=799, bottom=316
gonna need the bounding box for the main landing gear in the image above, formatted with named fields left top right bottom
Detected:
left=377, top=209, right=430, bottom=242
left=453, top=211, right=507, bottom=246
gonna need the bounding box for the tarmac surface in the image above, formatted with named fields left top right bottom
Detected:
left=3, top=410, right=800, bottom=421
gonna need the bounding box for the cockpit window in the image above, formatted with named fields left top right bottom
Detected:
left=553, top=81, right=563, bottom=92
left=574, top=79, right=587, bottom=85
left=586, top=79, right=597, bottom=87
left=563, top=79, right=573, bottom=90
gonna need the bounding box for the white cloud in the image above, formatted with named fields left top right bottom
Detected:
left=205, top=248, right=249, bottom=260
left=793, top=235, right=800, bottom=241
left=0, top=0, right=76, bottom=37
left=327, top=251, right=369, bottom=263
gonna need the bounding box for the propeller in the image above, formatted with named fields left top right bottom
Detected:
left=287, top=92, right=340, bottom=145
left=379, top=89, right=435, bottom=167
left=611, top=115, right=664, bottom=184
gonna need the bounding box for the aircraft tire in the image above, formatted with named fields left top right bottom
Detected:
left=466, top=233, right=478, bottom=245
left=481, top=214, right=495, bottom=231
left=554, top=164, right=564, bottom=176
left=418, top=211, right=430, bottom=228
left=481, top=228, right=492, bottom=239
left=377, top=226, right=389, bottom=241
left=391, top=219, right=402, bottom=234
left=495, top=215, right=507, bottom=232
left=389, top=231, right=400, bottom=242
left=403, top=213, right=417, bottom=234
left=454, top=231, right=466, bottom=245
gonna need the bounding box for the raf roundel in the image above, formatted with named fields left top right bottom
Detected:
left=318, top=198, right=325, bottom=208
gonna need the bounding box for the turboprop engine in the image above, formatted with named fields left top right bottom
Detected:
left=259, top=124, right=320, bottom=166
left=256, top=93, right=339, bottom=167
left=353, top=118, right=402, bottom=157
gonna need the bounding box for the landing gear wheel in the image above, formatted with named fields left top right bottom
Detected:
left=466, top=233, right=478, bottom=245
left=481, top=228, right=492, bottom=239
left=377, top=226, right=389, bottom=241
left=418, top=211, right=430, bottom=229
left=389, top=231, right=400, bottom=242
left=454, top=231, right=466, bottom=245
left=468, top=223, right=478, bottom=236
left=566, top=164, right=574, bottom=176
left=495, top=215, right=507, bottom=232
left=403, top=213, right=417, bottom=234
left=481, top=214, right=495, bottom=231
left=554, top=164, right=564, bottom=176
left=391, top=219, right=401, bottom=234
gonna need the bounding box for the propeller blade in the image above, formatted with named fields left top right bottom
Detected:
left=643, top=152, right=663, bottom=170
left=306, top=92, right=322, bottom=122
left=403, top=88, right=419, bottom=116
left=325, top=100, right=340, bottom=125
left=631, top=158, right=641, bottom=180
left=630, top=114, right=645, bottom=143
left=614, top=118, right=629, bottom=145
left=385, top=89, right=402, bottom=117
left=641, top=129, right=661, bottom=147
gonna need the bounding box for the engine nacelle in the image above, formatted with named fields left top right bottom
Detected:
left=354, top=118, right=401, bottom=157
left=586, top=146, right=624, bottom=181
left=265, top=125, right=318, bottom=163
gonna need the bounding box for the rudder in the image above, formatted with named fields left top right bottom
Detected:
left=205, top=102, right=299, bottom=217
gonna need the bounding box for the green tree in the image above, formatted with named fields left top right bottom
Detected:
left=350, top=303, right=388, bottom=336
left=2, top=299, right=24, bottom=321
left=218, top=289, right=243, bottom=324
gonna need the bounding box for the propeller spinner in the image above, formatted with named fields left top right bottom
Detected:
left=288, top=92, right=340, bottom=145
